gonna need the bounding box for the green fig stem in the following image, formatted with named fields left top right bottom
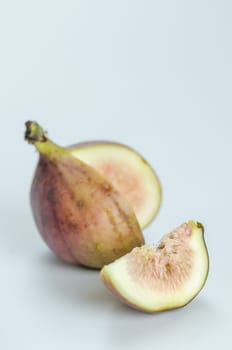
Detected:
left=25, top=121, right=47, bottom=143
left=24, top=121, right=66, bottom=157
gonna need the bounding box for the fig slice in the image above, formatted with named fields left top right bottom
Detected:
left=100, top=221, right=209, bottom=312
left=69, top=141, right=161, bottom=229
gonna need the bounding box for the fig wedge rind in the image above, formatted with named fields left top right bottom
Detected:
left=69, top=141, right=162, bottom=229
left=100, top=221, right=209, bottom=312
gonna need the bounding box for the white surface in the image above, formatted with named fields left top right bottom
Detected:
left=0, top=1, right=231, bottom=349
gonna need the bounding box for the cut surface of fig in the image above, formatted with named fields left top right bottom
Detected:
left=69, top=142, right=161, bottom=229
left=100, top=221, right=209, bottom=312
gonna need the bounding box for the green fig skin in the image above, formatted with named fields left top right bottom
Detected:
left=26, top=122, right=144, bottom=269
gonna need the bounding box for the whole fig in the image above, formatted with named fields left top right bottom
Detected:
left=25, top=121, right=144, bottom=268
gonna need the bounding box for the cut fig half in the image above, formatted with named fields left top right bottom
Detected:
left=69, top=141, right=162, bottom=229
left=100, top=221, right=209, bottom=313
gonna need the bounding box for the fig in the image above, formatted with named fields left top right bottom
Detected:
left=25, top=121, right=144, bottom=268
left=69, top=142, right=161, bottom=229
left=100, top=221, right=209, bottom=312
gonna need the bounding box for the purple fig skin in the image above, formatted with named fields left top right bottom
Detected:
left=27, top=122, right=144, bottom=268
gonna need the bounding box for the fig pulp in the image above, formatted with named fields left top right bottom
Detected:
left=100, top=221, right=209, bottom=312
left=25, top=121, right=144, bottom=268
left=69, top=142, right=162, bottom=229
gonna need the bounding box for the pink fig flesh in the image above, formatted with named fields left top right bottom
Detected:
left=69, top=141, right=162, bottom=229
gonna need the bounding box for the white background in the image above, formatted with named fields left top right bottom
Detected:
left=0, top=1, right=231, bottom=349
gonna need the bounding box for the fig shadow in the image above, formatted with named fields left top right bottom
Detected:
left=107, top=298, right=217, bottom=347
left=35, top=252, right=119, bottom=309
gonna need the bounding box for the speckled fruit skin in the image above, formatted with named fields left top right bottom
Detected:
left=27, top=122, right=144, bottom=269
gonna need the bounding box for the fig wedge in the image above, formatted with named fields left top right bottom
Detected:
left=100, top=221, right=209, bottom=312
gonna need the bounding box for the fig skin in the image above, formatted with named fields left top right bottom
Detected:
left=100, top=221, right=209, bottom=312
left=25, top=121, right=144, bottom=268
left=68, top=141, right=162, bottom=229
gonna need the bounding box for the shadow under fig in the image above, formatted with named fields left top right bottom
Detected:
left=106, top=298, right=218, bottom=348
left=32, top=251, right=218, bottom=342
left=34, top=252, right=119, bottom=309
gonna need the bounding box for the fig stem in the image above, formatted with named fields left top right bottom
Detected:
left=25, top=121, right=47, bottom=143
left=24, top=121, right=66, bottom=157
